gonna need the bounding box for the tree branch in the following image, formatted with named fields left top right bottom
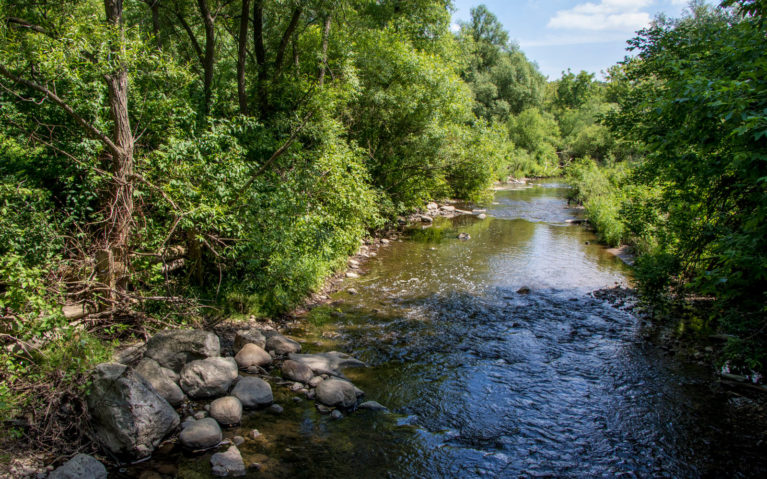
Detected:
left=6, top=17, right=49, bottom=35
left=173, top=10, right=204, bottom=63
left=0, top=63, right=121, bottom=156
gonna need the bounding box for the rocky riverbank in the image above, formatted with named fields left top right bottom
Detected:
left=22, top=325, right=383, bottom=478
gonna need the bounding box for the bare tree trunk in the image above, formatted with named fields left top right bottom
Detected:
left=237, top=0, right=250, bottom=115
left=197, top=0, right=215, bottom=117
left=318, top=13, right=331, bottom=86
left=103, top=0, right=135, bottom=292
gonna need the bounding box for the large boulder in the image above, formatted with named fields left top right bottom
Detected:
left=281, top=360, right=313, bottom=383
left=287, top=351, right=366, bottom=377
left=135, top=358, right=185, bottom=406
left=48, top=454, right=107, bottom=479
left=179, top=357, right=238, bottom=398
left=234, top=329, right=266, bottom=351
left=145, top=329, right=220, bottom=372
left=234, top=343, right=272, bottom=369
left=265, top=334, right=301, bottom=355
left=211, top=445, right=246, bottom=477
left=179, top=417, right=222, bottom=450
left=315, top=378, right=358, bottom=408
left=87, top=363, right=180, bottom=458
left=209, top=396, right=243, bottom=426
left=231, top=377, right=272, bottom=408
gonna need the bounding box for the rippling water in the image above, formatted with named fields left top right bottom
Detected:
left=131, top=183, right=766, bottom=478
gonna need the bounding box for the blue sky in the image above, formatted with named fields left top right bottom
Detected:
left=451, top=0, right=700, bottom=79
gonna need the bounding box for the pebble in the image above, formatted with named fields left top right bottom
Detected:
left=267, top=404, right=284, bottom=414
left=249, top=429, right=262, bottom=440
left=330, top=410, right=343, bottom=420
left=316, top=404, right=332, bottom=414
left=232, top=436, right=245, bottom=446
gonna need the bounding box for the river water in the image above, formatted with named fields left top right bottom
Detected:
left=142, top=183, right=765, bottom=478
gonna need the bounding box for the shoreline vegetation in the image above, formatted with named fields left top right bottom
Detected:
left=0, top=0, right=765, bottom=475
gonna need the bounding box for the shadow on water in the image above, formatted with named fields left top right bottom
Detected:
left=128, top=182, right=766, bottom=478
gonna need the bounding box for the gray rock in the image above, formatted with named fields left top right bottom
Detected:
left=287, top=351, right=366, bottom=377
left=457, top=232, right=471, bottom=240
left=179, top=357, right=238, bottom=399
left=135, top=358, right=186, bottom=406
left=419, top=215, right=433, bottom=223
left=234, top=343, right=272, bottom=369
left=211, top=445, right=246, bottom=477
left=231, top=376, right=273, bottom=408
left=426, top=202, right=439, bottom=210
left=234, top=329, right=266, bottom=351
left=179, top=417, right=222, bottom=450
left=281, top=360, right=313, bottom=383
left=517, top=286, right=531, bottom=295
left=210, top=396, right=243, bottom=426
left=181, top=417, right=196, bottom=429
left=48, top=454, right=107, bottom=479
left=316, top=404, right=332, bottom=414
left=308, top=376, right=324, bottom=388
left=315, top=378, right=358, bottom=408
left=194, top=411, right=208, bottom=420
left=440, top=205, right=455, bottom=212
left=145, top=330, right=220, bottom=372
left=267, top=404, right=283, bottom=414
left=87, top=363, right=179, bottom=458
left=345, top=271, right=359, bottom=278
left=330, top=409, right=343, bottom=420
left=265, top=334, right=302, bottom=355
left=358, top=400, right=388, bottom=411
left=112, top=343, right=146, bottom=366
left=232, top=435, right=245, bottom=446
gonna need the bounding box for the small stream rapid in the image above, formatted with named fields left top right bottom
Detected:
left=132, top=183, right=765, bottom=478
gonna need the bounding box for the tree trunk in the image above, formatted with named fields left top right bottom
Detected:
left=142, top=0, right=163, bottom=50
left=253, top=0, right=268, bottom=115
left=197, top=0, right=215, bottom=117
left=318, top=13, right=331, bottom=86
left=292, top=30, right=299, bottom=77
left=237, top=0, right=251, bottom=115
left=273, top=7, right=302, bottom=80
left=103, top=0, right=135, bottom=292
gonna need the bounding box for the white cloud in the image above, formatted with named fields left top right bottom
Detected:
left=548, top=0, right=655, bottom=31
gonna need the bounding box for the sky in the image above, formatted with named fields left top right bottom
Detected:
left=451, top=0, right=701, bottom=79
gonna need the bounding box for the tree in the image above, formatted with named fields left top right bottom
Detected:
left=609, top=4, right=767, bottom=369
left=0, top=0, right=135, bottom=292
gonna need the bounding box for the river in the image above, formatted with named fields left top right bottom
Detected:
left=137, top=182, right=765, bottom=478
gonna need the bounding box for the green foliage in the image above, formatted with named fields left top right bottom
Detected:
left=605, top=3, right=767, bottom=369
left=565, top=158, right=627, bottom=246
left=507, top=108, right=561, bottom=176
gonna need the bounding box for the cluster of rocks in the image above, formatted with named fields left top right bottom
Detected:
left=48, top=327, right=384, bottom=478
left=417, top=202, right=488, bottom=221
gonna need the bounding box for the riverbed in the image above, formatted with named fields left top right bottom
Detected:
left=132, top=182, right=766, bottom=478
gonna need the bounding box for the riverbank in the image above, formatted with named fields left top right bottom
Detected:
left=0, top=199, right=492, bottom=478
left=5, top=182, right=766, bottom=478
